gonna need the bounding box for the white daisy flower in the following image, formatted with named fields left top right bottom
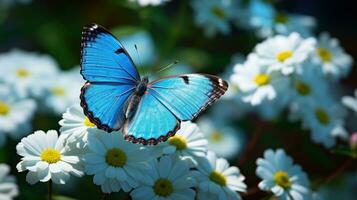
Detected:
left=0, top=49, right=59, bottom=98
left=130, top=155, right=197, bottom=200
left=0, top=164, right=18, bottom=200
left=313, top=33, right=353, bottom=79
left=197, top=151, right=246, bottom=200
left=253, top=32, right=316, bottom=75
left=297, top=98, right=347, bottom=148
left=158, top=121, right=208, bottom=165
left=342, top=89, right=357, bottom=114
left=256, top=149, right=310, bottom=200
left=16, top=130, right=83, bottom=185
left=198, top=118, right=245, bottom=159
left=191, top=0, right=238, bottom=37
left=59, top=104, right=99, bottom=149
left=0, top=85, right=36, bottom=142
left=84, top=131, right=151, bottom=193
left=129, top=0, right=170, bottom=6
left=44, top=67, right=84, bottom=115
left=289, top=62, right=328, bottom=107
left=230, top=54, right=290, bottom=105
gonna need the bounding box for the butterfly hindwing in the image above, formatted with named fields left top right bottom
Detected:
left=123, top=74, right=228, bottom=145
left=148, top=74, right=228, bottom=120
left=123, top=93, right=180, bottom=145
left=80, top=23, right=140, bottom=84
left=81, top=82, right=135, bottom=132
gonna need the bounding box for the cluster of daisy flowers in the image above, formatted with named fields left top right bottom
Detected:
left=0, top=49, right=84, bottom=147
left=190, top=0, right=315, bottom=38
left=14, top=103, right=327, bottom=200
left=229, top=31, right=353, bottom=148
left=16, top=104, right=248, bottom=199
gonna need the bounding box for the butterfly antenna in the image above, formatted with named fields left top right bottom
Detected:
left=156, top=60, right=179, bottom=74
left=134, top=44, right=147, bottom=77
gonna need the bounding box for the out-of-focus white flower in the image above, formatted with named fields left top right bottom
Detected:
left=158, top=121, right=208, bottom=165
left=0, top=164, right=18, bottom=200
left=274, top=13, right=316, bottom=37
left=44, top=67, right=84, bottom=115
left=59, top=104, right=100, bottom=149
left=197, top=151, right=246, bottom=200
left=0, top=49, right=59, bottom=98
left=240, top=0, right=316, bottom=39
left=191, top=0, right=238, bottom=37
left=342, top=89, right=357, bottom=114
left=83, top=131, right=151, bottom=193
left=253, top=33, right=316, bottom=75
left=256, top=149, right=310, bottom=200
left=0, top=0, right=31, bottom=9
left=198, top=118, right=245, bottom=159
left=131, top=155, right=197, bottom=200
left=289, top=62, right=328, bottom=107
left=231, top=55, right=289, bottom=105
left=296, top=98, right=347, bottom=148
left=311, top=173, right=357, bottom=200
left=121, top=31, right=156, bottom=66
left=239, top=0, right=275, bottom=35
left=129, top=0, right=170, bottom=6
left=0, top=85, right=36, bottom=143
left=313, top=33, right=353, bottom=79
left=16, top=130, right=83, bottom=185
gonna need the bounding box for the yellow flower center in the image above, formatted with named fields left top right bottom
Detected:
left=274, top=171, right=291, bottom=189
left=83, top=117, right=95, bottom=127
left=274, top=13, right=289, bottom=24
left=276, top=51, right=293, bottom=62
left=50, top=87, right=66, bottom=96
left=316, top=48, right=332, bottom=62
left=168, top=135, right=187, bottom=150
left=16, top=68, right=30, bottom=78
left=153, top=178, right=173, bottom=197
left=254, top=74, right=270, bottom=86
left=40, top=148, right=61, bottom=164
left=209, top=171, right=227, bottom=186
left=294, top=80, right=311, bottom=96
left=105, top=148, right=127, bottom=167
left=211, top=6, right=226, bottom=19
left=0, top=101, right=10, bottom=116
left=315, top=108, right=330, bottom=125
left=210, top=131, right=223, bottom=142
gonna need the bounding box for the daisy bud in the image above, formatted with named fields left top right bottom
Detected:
left=349, top=132, right=357, bottom=151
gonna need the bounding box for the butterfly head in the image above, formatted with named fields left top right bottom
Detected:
left=135, top=76, right=149, bottom=96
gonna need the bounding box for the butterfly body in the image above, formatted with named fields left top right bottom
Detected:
left=80, top=23, right=228, bottom=145
left=125, top=76, right=148, bottom=120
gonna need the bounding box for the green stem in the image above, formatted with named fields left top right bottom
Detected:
left=236, top=120, right=265, bottom=166
left=48, top=180, right=52, bottom=200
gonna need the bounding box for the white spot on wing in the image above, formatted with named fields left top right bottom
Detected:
left=218, top=78, right=224, bottom=87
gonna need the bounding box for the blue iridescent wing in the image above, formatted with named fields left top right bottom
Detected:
left=80, top=23, right=140, bottom=83
left=123, top=93, right=180, bottom=145
left=81, top=82, right=135, bottom=132
left=123, top=74, right=227, bottom=145
left=148, top=74, right=228, bottom=120
left=80, top=23, right=139, bottom=131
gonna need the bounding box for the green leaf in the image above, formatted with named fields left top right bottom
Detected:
left=332, top=146, right=357, bottom=158
left=53, top=195, right=77, bottom=200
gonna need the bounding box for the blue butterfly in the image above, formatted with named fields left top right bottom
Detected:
left=80, top=23, right=228, bottom=145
